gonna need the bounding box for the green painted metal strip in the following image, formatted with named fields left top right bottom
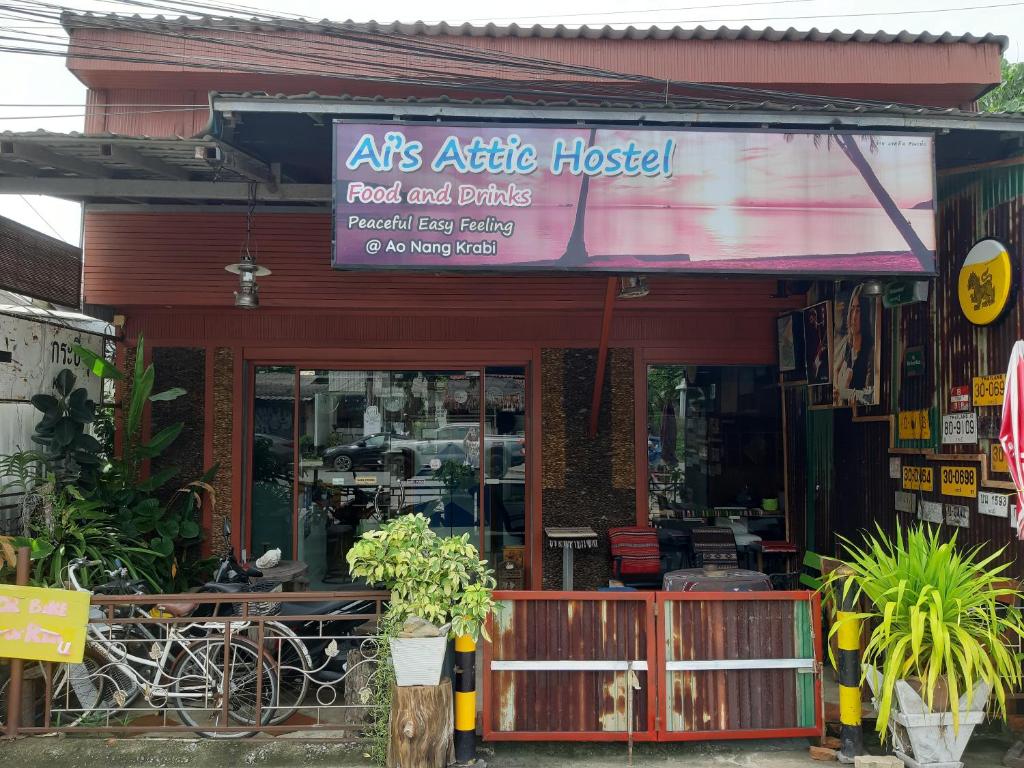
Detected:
left=794, top=599, right=816, bottom=728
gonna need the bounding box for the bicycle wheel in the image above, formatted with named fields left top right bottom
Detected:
left=257, top=622, right=311, bottom=725
left=48, top=644, right=116, bottom=728
left=170, top=635, right=278, bottom=738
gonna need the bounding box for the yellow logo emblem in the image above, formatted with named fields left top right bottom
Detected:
left=958, top=239, right=1012, bottom=325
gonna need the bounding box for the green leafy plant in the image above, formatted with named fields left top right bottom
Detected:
left=30, top=370, right=102, bottom=488
left=825, top=524, right=1024, bottom=737
left=71, top=335, right=214, bottom=591
left=2, top=485, right=159, bottom=590
left=347, top=513, right=496, bottom=641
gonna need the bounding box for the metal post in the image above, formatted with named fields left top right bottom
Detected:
left=454, top=634, right=478, bottom=766
left=561, top=546, right=574, bottom=591
left=836, top=569, right=865, bottom=763
left=6, top=546, right=31, bottom=738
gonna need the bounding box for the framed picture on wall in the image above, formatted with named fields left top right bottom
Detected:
left=832, top=282, right=882, bottom=407
left=776, top=311, right=805, bottom=375
left=803, top=301, right=832, bottom=387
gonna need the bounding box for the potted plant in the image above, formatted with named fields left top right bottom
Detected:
left=347, top=513, right=495, bottom=686
left=825, top=524, right=1024, bottom=767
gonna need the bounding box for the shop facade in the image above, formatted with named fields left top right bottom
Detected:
left=4, top=13, right=1024, bottom=739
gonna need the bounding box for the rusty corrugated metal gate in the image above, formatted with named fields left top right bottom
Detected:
left=483, top=591, right=822, bottom=742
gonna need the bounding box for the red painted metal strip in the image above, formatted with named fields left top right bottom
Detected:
left=588, top=277, right=617, bottom=439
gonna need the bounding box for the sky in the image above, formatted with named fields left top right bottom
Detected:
left=0, top=0, right=1021, bottom=248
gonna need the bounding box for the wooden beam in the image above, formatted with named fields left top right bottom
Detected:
left=0, top=177, right=328, bottom=202
left=101, top=143, right=191, bottom=181
left=937, top=154, right=1024, bottom=178
left=196, top=141, right=276, bottom=189
left=0, top=140, right=112, bottom=178
left=588, top=277, right=617, bottom=439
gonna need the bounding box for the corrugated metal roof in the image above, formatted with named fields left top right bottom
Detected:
left=0, top=130, right=251, bottom=182
left=61, top=12, right=1008, bottom=52
left=214, top=90, right=1024, bottom=121
left=0, top=215, right=81, bottom=308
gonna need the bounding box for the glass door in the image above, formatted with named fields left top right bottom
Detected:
left=249, top=364, right=530, bottom=590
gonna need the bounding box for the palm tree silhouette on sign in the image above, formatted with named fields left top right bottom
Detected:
left=785, top=132, right=932, bottom=270
left=557, top=127, right=597, bottom=266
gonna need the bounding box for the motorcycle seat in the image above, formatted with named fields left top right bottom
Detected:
left=278, top=600, right=365, bottom=616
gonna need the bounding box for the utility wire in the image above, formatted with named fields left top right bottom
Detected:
left=452, top=0, right=817, bottom=23
left=17, top=194, right=65, bottom=240
left=0, top=1, right=990, bottom=114
left=476, top=0, right=1024, bottom=24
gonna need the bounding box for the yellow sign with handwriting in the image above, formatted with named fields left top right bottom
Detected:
left=992, top=443, right=1009, bottom=474
left=902, top=466, right=934, bottom=492
left=973, top=374, right=1006, bottom=407
left=898, top=410, right=931, bottom=441
left=0, top=585, right=89, bottom=663
left=940, top=466, right=978, bottom=498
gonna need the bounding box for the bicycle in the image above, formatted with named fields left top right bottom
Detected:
left=43, top=558, right=279, bottom=737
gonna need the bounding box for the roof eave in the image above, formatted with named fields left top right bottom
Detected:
left=211, top=94, right=1024, bottom=133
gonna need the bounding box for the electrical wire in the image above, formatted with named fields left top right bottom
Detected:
left=0, top=0, right=996, bottom=117
left=17, top=194, right=64, bottom=239
left=451, top=0, right=816, bottom=23
left=516, top=1, right=1024, bottom=26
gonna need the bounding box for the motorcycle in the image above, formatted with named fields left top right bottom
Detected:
left=198, top=521, right=384, bottom=684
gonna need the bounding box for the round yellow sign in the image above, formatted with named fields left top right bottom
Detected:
left=958, top=239, right=1012, bottom=325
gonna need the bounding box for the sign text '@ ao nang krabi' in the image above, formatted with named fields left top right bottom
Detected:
left=0, top=584, right=89, bottom=663
left=333, top=123, right=936, bottom=275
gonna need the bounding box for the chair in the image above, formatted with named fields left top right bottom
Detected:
left=689, top=526, right=739, bottom=570
left=608, top=526, right=664, bottom=588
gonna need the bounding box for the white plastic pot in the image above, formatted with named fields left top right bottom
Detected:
left=865, top=665, right=990, bottom=768
left=389, top=635, right=448, bottom=687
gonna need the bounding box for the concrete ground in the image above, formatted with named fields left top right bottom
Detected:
left=0, top=733, right=1013, bottom=767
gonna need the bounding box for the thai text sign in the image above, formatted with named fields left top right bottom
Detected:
left=918, top=499, right=943, bottom=524
left=979, top=491, right=1010, bottom=518
left=0, top=585, right=89, bottom=663
left=898, top=410, right=932, bottom=441
left=944, top=503, right=970, bottom=528
left=940, top=466, right=977, bottom=498
left=973, top=374, right=1006, bottom=406
left=941, top=413, right=977, bottom=445
left=902, top=465, right=933, bottom=492
left=333, top=123, right=936, bottom=274
left=992, top=443, right=1009, bottom=473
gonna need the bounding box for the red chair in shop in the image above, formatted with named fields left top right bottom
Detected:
left=608, top=526, right=664, bottom=588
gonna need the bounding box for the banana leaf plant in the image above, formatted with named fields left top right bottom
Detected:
left=68, top=335, right=214, bottom=591
left=824, top=524, right=1024, bottom=737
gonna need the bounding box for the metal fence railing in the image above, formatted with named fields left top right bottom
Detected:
left=2, top=588, right=390, bottom=739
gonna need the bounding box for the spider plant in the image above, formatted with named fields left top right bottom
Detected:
left=825, top=524, right=1024, bottom=737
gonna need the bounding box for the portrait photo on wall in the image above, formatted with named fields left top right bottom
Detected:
left=776, top=311, right=805, bottom=376
left=802, top=301, right=832, bottom=387
left=832, top=281, right=881, bottom=407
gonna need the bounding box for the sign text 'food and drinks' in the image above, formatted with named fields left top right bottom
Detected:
left=333, top=123, right=936, bottom=274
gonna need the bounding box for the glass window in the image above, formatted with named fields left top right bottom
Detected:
left=294, top=370, right=482, bottom=589
left=483, top=367, right=527, bottom=573
left=250, top=366, right=295, bottom=560
left=647, top=365, right=783, bottom=528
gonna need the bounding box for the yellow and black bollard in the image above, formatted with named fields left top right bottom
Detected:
left=454, top=634, right=477, bottom=765
left=836, top=572, right=864, bottom=763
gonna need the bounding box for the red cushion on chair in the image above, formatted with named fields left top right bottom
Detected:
left=760, top=541, right=797, bottom=554
left=608, top=527, right=661, bottom=575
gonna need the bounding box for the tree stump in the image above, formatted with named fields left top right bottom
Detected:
left=387, top=680, right=454, bottom=768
